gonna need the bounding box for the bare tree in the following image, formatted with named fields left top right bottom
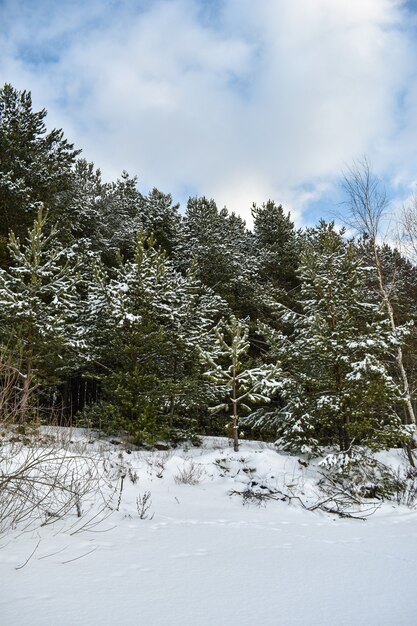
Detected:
left=400, top=192, right=417, bottom=264
left=343, top=158, right=416, bottom=466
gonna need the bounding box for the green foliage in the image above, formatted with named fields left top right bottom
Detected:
left=140, top=187, right=181, bottom=255
left=263, top=222, right=410, bottom=454
left=252, top=200, right=300, bottom=297
left=0, top=207, right=82, bottom=402
left=0, top=83, right=80, bottom=257
left=2, top=82, right=417, bottom=459
left=319, top=448, right=417, bottom=505
left=175, top=197, right=257, bottom=315
left=200, top=315, right=283, bottom=449
left=83, top=234, right=227, bottom=444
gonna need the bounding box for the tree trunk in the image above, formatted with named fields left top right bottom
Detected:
left=19, top=371, right=31, bottom=423
left=231, top=365, right=239, bottom=452
left=231, top=401, right=239, bottom=452
left=372, top=238, right=416, bottom=467
left=343, top=159, right=416, bottom=466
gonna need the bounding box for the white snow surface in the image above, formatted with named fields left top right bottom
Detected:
left=1, top=433, right=417, bottom=626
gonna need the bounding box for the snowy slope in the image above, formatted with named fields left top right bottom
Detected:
left=0, top=436, right=416, bottom=626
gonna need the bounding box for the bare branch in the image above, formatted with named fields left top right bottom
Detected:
left=342, top=157, right=389, bottom=241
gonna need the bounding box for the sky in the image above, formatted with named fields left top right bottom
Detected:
left=1, top=0, right=417, bottom=227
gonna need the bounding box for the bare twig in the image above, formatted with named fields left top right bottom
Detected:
left=62, top=547, right=97, bottom=564
left=15, top=538, right=41, bottom=570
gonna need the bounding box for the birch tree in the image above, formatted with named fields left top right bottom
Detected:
left=343, top=159, right=417, bottom=465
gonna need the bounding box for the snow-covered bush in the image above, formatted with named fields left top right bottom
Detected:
left=318, top=448, right=417, bottom=507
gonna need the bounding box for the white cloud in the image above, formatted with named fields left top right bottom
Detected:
left=1, top=0, right=417, bottom=226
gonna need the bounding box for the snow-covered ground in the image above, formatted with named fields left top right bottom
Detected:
left=1, top=434, right=416, bottom=626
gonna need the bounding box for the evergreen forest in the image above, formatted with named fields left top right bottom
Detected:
left=2, top=82, right=417, bottom=461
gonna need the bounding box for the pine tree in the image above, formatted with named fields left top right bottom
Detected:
left=58, top=159, right=105, bottom=246
left=0, top=83, right=80, bottom=263
left=0, top=208, right=81, bottom=419
left=139, top=187, right=181, bottom=255
left=200, top=315, right=282, bottom=451
left=252, top=200, right=300, bottom=298
left=85, top=234, right=227, bottom=443
left=262, top=222, right=411, bottom=454
left=62, top=164, right=152, bottom=265
left=99, top=171, right=144, bottom=263
left=175, top=196, right=256, bottom=315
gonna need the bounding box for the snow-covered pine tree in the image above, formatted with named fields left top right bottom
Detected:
left=139, top=187, right=181, bottom=255
left=0, top=207, right=81, bottom=420
left=252, top=200, right=300, bottom=302
left=261, top=222, right=411, bottom=454
left=58, top=159, right=105, bottom=246
left=60, top=163, right=144, bottom=265
left=174, top=196, right=256, bottom=315
left=219, top=209, right=259, bottom=316
left=85, top=233, right=227, bottom=443
left=0, top=83, right=80, bottom=263
left=98, top=171, right=144, bottom=263
left=200, top=315, right=282, bottom=451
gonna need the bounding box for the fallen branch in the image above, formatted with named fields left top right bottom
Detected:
left=229, top=484, right=379, bottom=520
